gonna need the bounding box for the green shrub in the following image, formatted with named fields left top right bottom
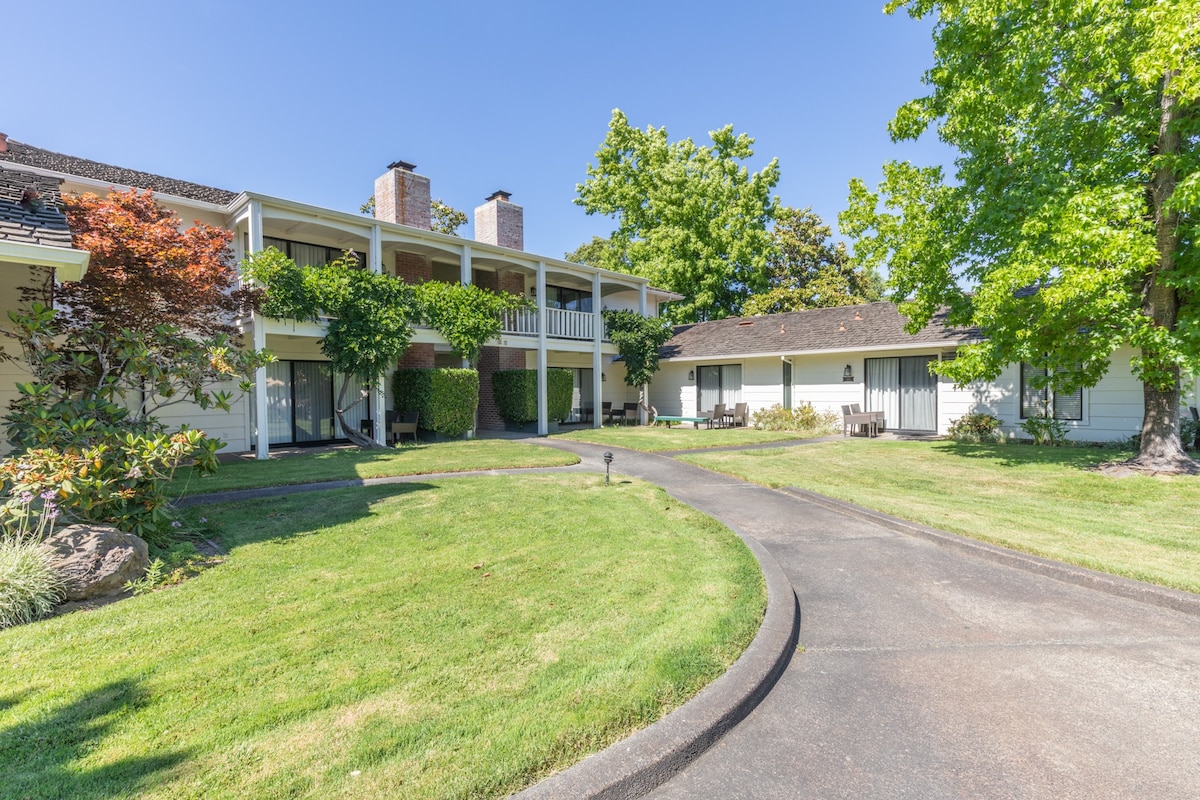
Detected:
left=0, top=430, right=217, bottom=547
left=751, top=403, right=840, bottom=433
left=1019, top=413, right=1070, bottom=446
left=392, top=368, right=479, bottom=438
left=0, top=537, right=64, bottom=629
left=948, top=412, right=1005, bottom=443
left=491, top=369, right=573, bottom=424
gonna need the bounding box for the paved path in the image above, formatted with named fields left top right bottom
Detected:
left=537, top=439, right=1200, bottom=800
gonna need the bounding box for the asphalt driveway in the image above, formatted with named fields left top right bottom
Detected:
left=540, top=439, right=1200, bottom=800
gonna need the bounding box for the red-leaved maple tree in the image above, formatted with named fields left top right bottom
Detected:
left=60, top=188, right=257, bottom=336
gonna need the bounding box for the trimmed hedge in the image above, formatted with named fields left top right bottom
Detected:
left=492, top=369, right=573, bottom=424
left=392, top=368, right=479, bottom=438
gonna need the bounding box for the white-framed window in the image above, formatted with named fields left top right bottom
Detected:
left=1020, top=364, right=1083, bottom=420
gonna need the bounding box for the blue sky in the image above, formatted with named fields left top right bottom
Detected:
left=7, top=0, right=953, bottom=260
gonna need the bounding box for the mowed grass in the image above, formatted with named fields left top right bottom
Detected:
left=170, top=440, right=578, bottom=497
left=554, top=424, right=827, bottom=452
left=680, top=439, right=1200, bottom=594
left=1, top=474, right=764, bottom=800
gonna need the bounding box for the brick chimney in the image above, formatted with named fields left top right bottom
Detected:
left=0, top=133, right=8, bottom=153
left=474, top=190, right=523, bottom=251
left=374, top=160, right=431, bottom=229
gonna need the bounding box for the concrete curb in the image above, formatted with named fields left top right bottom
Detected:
left=779, top=485, right=1200, bottom=618
left=510, top=534, right=799, bottom=800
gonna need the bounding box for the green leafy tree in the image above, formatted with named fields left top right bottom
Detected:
left=576, top=110, right=781, bottom=323
left=243, top=248, right=415, bottom=448
left=413, top=281, right=528, bottom=367
left=359, top=196, right=468, bottom=236
left=601, top=310, right=674, bottom=420
left=744, top=207, right=883, bottom=316
left=841, top=0, right=1200, bottom=473
left=564, top=235, right=632, bottom=274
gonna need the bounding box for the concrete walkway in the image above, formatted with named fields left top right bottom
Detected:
left=531, top=439, right=1200, bottom=800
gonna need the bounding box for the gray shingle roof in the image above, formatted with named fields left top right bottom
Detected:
left=660, top=302, right=979, bottom=360
left=0, top=168, right=73, bottom=249
left=0, top=139, right=238, bottom=206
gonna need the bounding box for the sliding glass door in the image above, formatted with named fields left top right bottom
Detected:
left=865, top=356, right=937, bottom=432
left=262, top=360, right=373, bottom=446
left=697, top=364, right=742, bottom=413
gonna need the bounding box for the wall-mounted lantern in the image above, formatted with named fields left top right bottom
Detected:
left=843, top=364, right=854, bottom=382
left=687, top=369, right=695, bottom=382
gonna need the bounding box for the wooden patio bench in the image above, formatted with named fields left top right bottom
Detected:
left=654, top=415, right=714, bottom=429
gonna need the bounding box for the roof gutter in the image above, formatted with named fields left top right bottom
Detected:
left=0, top=240, right=89, bottom=281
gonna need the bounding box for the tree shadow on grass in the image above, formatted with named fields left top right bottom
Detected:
left=204, top=482, right=438, bottom=550
left=0, top=678, right=190, bottom=800
left=931, top=440, right=1130, bottom=471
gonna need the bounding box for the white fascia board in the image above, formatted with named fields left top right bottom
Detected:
left=0, top=241, right=90, bottom=281
left=660, top=339, right=981, bottom=363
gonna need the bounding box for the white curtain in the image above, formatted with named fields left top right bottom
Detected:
left=721, top=364, right=743, bottom=405
left=698, top=366, right=720, bottom=413
left=866, top=358, right=900, bottom=426
left=900, top=356, right=937, bottom=431
left=266, top=361, right=293, bottom=445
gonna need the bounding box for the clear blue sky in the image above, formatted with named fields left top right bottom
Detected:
left=7, top=0, right=953, bottom=260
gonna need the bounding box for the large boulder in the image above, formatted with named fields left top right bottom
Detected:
left=45, top=525, right=149, bottom=601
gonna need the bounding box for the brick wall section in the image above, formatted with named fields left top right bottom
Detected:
left=374, top=168, right=431, bottom=229
left=476, top=345, right=528, bottom=430
left=473, top=269, right=498, bottom=292
left=498, top=270, right=526, bottom=296
left=474, top=197, right=524, bottom=251
left=397, top=343, right=435, bottom=370
left=394, top=251, right=432, bottom=284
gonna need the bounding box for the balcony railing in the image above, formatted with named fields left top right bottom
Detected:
left=501, top=308, right=604, bottom=341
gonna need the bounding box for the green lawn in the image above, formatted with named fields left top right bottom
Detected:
left=680, top=439, right=1200, bottom=594
left=1, top=474, right=764, bottom=800
left=553, top=425, right=828, bottom=452
left=170, top=440, right=578, bottom=497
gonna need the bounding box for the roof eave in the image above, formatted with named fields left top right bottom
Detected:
left=0, top=240, right=90, bottom=281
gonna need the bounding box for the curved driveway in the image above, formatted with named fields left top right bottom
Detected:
left=538, top=438, right=1200, bottom=800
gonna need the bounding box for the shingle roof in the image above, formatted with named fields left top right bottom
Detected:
left=0, top=168, right=74, bottom=249
left=660, top=302, right=980, bottom=360
left=0, top=138, right=238, bottom=206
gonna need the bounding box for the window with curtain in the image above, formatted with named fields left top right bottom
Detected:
left=1020, top=364, right=1083, bottom=420
left=264, top=236, right=365, bottom=269
left=697, top=364, right=742, bottom=411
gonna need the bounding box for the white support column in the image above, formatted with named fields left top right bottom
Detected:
left=638, top=283, right=649, bottom=424
left=461, top=243, right=472, bottom=285
left=249, top=201, right=269, bottom=460
left=536, top=261, right=548, bottom=436
left=370, top=224, right=387, bottom=445
left=592, top=271, right=603, bottom=428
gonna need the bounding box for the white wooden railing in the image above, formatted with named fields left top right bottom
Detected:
left=501, top=308, right=603, bottom=341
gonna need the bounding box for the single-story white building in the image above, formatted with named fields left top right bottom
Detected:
left=647, top=302, right=1197, bottom=443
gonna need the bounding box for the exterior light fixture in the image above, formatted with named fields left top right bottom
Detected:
left=601, top=373, right=607, bottom=382
left=603, top=451, right=614, bottom=485
left=687, top=369, right=695, bottom=382
left=843, top=364, right=854, bottom=382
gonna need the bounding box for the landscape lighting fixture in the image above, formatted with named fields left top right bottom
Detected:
left=603, top=451, right=614, bottom=485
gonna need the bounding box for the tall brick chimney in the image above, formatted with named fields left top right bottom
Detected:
left=374, top=160, right=431, bottom=229
left=0, top=133, right=8, bottom=153
left=474, top=190, right=523, bottom=251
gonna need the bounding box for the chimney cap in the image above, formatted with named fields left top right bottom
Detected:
left=387, top=160, right=417, bottom=172
left=486, top=190, right=512, bottom=202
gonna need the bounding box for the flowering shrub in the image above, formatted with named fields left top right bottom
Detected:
left=0, top=428, right=219, bottom=547
left=751, top=403, right=840, bottom=433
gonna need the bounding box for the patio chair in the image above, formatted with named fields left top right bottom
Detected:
left=390, top=411, right=419, bottom=444
left=622, top=402, right=639, bottom=425
left=732, top=402, right=749, bottom=427
left=606, top=401, right=623, bottom=425
left=841, top=404, right=877, bottom=438
left=711, top=403, right=727, bottom=428
left=851, top=403, right=885, bottom=433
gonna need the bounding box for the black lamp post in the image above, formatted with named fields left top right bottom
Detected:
left=603, top=451, right=613, bottom=485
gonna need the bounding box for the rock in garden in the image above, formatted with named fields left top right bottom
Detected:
left=45, top=525, right=149, bottom=601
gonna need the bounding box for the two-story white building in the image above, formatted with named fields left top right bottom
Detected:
left=0, top=135, right=678, bottom=457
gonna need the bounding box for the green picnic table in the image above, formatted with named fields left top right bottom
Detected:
left=653, top=415, right=714, bottom=429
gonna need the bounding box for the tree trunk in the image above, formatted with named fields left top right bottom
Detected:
left=1128, top=70, right=1197, bottom=474
left=335, top=375, right=386, bottom=450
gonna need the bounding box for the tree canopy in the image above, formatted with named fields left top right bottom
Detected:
left=576, top=110, right=780, bottom=323
left=743, top=207, right=883, bottom=316
left=243, top=248, right=415, bottom=447
left=601, top=309, right=674, bottom=417
left=841, top=0, right=1200, bottom=471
